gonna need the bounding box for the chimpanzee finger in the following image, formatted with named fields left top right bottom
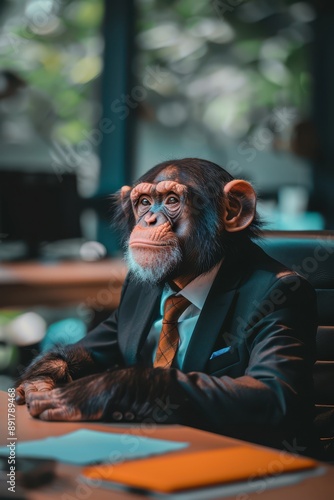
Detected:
left=15, top=385, right=26, bottom=404
left=20, top=379, right=55, bottom=405
left=17, top=381, right=41, bottom=405
left=16, top=382, right=39, bottom=405
left=39, top=406, right=82, bottom=421
left=27, top=394, right=57, bottom=417
left=26, top=389, right=56, bottom=402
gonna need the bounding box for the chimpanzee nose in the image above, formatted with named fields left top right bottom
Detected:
left=142, top=211, right=167, bottom=226
left=144, top=212, right=157, bottom=225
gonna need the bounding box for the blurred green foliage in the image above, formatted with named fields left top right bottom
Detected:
left=135, top=0, right=313, bottom=139
left=0, top=0, right=104, bottom=144
left=0, top=0, right=313, bottom=145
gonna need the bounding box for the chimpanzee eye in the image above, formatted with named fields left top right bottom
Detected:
left=165, top=195, right=179, bottom=205
left=139, top=197, right=151, bottom=206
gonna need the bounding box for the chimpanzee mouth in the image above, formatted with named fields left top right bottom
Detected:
left=129, top=239, right=172, bottom=248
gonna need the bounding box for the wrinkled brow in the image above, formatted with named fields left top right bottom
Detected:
left=130, top=181, right=187, bottom=203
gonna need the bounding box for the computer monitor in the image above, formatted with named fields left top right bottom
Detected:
left=0, top=171, right=82, bottom=259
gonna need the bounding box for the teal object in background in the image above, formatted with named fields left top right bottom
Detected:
left=41, top=319, right=86, bottom=352
left=95, top=0, right=135, bottom=256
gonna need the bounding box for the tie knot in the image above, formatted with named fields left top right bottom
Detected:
left=163, top=294, right=191, bottom=323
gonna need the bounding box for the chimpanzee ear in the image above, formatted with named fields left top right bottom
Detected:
left=223, top=180, right=256, bottom=232
left=120, top=185, right=132, bottom=211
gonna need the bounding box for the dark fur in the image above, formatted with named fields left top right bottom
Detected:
left=16, top=345, right=101, bottom=388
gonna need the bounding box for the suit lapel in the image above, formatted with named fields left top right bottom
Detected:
left=118, top=282, right=162, bottom=366
left=182, top=253, right=246, bottom=373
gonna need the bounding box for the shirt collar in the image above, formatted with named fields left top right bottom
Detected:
left=161, top=261, right=222, bottom=313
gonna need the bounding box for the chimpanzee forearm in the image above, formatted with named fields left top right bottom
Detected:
left=25, top=366, right=190, bottom=423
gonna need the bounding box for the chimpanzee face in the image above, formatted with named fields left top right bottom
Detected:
left=126, top=168, right=193, bottom=285
left=120, top=162, right=257, bottom=287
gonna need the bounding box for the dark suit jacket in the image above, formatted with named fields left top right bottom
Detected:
left=78, top=241, right=318, bottom=453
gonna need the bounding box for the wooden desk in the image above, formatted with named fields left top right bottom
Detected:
left=0, top=392, right=333, bottom=499
left=0, top=259, right=127, bottom=309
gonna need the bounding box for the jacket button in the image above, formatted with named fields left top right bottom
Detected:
left=112, top=411, right=123, bottom=421
left=124, top=412, right=135, bottom=421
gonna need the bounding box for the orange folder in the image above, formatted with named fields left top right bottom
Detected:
left=83, top=444, right=317, bottom=494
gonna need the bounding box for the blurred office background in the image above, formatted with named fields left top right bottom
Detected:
left=0, top=0, right=333, bottom=382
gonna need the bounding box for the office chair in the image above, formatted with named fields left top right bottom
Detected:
left=259, top=231, right=334, bottom=460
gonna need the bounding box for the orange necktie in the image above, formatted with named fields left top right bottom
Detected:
left=153, top=295, right=191, bottom=369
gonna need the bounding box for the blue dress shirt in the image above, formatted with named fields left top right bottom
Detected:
left=142, top=262, right=222, bottom=369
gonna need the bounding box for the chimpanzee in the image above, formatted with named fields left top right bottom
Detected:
left=16, top=158, right=318, bottom=454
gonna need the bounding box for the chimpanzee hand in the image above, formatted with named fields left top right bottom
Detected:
left=26, top=371, right=112, bottom=421
left=16, top=376, right=59, bottom=406
left=26, top=367, right=186, bottom=423
left=16, top=358, right=70, bottom=405
left=16, top=345, right=99, bottom=405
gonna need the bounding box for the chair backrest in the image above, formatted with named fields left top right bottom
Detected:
left=258, top=231, right=334, bottom=440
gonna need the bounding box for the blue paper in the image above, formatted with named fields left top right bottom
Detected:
left=0, top=430, right=188, bottom=465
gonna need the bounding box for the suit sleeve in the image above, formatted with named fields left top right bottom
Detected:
left=172, top=275, right=317, bottom=439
